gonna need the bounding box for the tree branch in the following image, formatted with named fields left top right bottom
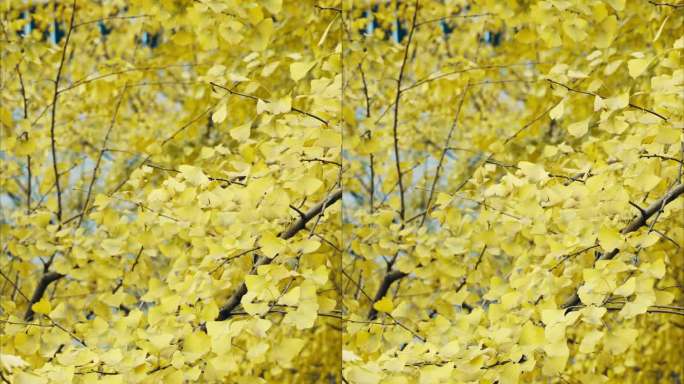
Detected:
left=0, top=268, right=29, bottom=303
left=49, top=0, right=78, bottom=224
left=77, top=86, right=127, bottom=228
left=546, top=78, right=668, bottom=121
left=648, top=0, right=684, bottom=8
left=563, top=183, right=684, bottom=310
left=391, top=0, right=420, bottom=222
left=24, top=272, right=64, bottom=321
left=16, top=66, right=32, bottom=213
left=421, top=83, right=469, bottom=226
left=215, top=188, right=342, bottom=321
left=209, top=82, right=328, bottom=126
left=26, top=0, right=77, bottom=323
left=367, top=270, right=408, bottom=320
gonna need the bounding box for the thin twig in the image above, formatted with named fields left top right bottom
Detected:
left=454, top=246, right=487, bottom=292
left=640, top=153, right=684, bottom=165
left=391, top=0, right=420, bottom=222
left=210, top=82, right=328, bottom=125
left=209, top=247, right=260, bottom=275
left=546, top=78, right=668, bottom=121
left=504, top=101, right=559, bottom=144
left=648, top=1, right=684, bottom=8
left=73, top=14, right=149, bottom=28
left=301, top=158, right=342, bottom=167
left=77, top=86, right=127, bottom=228
left=421, top=83, right=469, bottom=226
left=48, top=0, right=78, bottom=223
left=416, top=12, right=494, bottom=27
left=16, top=66, right=32, bottom=213
left=0, top=269, right=29, bottom=302
left=548, top=244, right=600, bottom=271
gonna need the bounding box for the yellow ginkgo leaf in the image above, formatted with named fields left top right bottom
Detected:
left=605, top=0, right=625, bottom=11
left=373, top=296, right=394, bottom=313
left=31, top=298, right=51, bottom=315
left=549, top=98, right=565, bottom=120
left=278, top=287, right=300, bottom=306
left=579, top=330, right=603, bottom=354
left=262, top=0, right=282, bottom=14
left=318, top=16, right=337, bottom=46
left=562, top=17, right=588, bottom=42
left=14, top=372, right=47, bottom=384
left=580, top=305, right=607, bottom=325
left=0, top=354, right=29, bottom=371
left=515, top=28, right=536, bottom=44
left=230, top=122, right=251, bottom=141
left=598, top=225, right=622, bottom=252
left=614, top=277, right=636, bottom=296
left=212, top=104, right=228, bottom=124
left=603, top=92, right=629, bottom=110
left=260, top=231, right=285, bottom=258
left=270, top=338, right=305, bottom=368
left=604, top=328, right=638, bottom=354
left=290, top=61, right=316, bottom=81
left=419, top=363, right=453, bottom=384
left=179, top=165, right=210, bottom=186
left=300, top=176, right=323, bottom=195
left=627, top=58, right=651, bottom=78
left=283, top=301, right=318, bottom=330
left=518, top=162, right=548, bottom=183
left=567, top=118, right=590, bottom=137
left=639, top=174, right=661, bottom=192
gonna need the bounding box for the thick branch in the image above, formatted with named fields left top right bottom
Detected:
left=563, top=183, right=684, bottom=310
left=367, top=270, right=408, bottom=320
left=24, top=272, right=64, bottom=321
left=216, top=188, right=342, bottom=321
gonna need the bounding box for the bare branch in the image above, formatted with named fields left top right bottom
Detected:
left=49, top=0, right=78, bottom=223
left=648, top=0, right=684, bottom=8
left=421, top=83, right=469, bottom=226
left=16, top=66, right=31, bottom=213
left=416, top=12, right=494, bottom=27
left=0, top=269, right=29, bottom=302
left=73, top=14, right=149, bottom=28
left=546, top=78, right=668, bottom=121
left=210, top=82, right=329, bottom=125
left=640, top=153, right=684, bottom=165
left=77, top=86, right=127, bottom=228
left=548, top=244, right=600, bottom=271
left=391, top=0, right=420, bottom=222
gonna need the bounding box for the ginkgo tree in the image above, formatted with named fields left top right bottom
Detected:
left=1, top=0, right=343, bottom=383
left=341, top=0, right=683, bottom=383
left=1, top=0, right=683, bottom=383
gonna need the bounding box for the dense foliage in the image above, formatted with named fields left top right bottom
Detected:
left=342, top=1, right=683, bottom=383
left=1, top=0, right=683, bottom=383
left=2, top=1, right=342, bottom=382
